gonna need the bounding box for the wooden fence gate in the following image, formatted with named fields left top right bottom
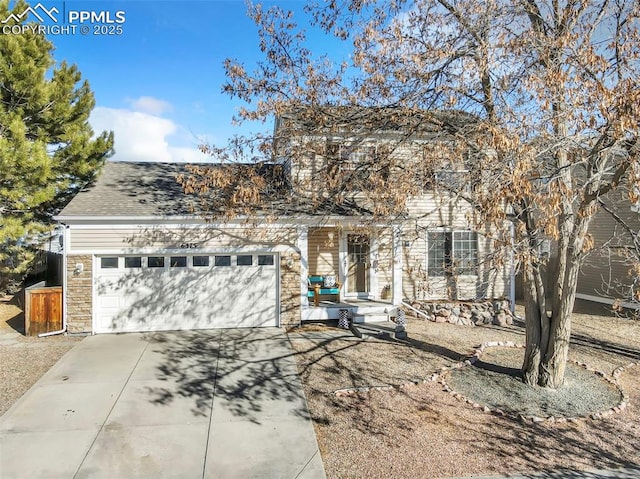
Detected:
left=25, top=283, right=63, bottom=336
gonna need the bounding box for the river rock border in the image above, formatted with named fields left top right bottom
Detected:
left=434, top=341, right=634, bottom=423
left=333, top=341, right=637, bottom=424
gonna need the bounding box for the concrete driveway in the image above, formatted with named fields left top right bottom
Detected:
left=0, top=328, right=325, bottom=479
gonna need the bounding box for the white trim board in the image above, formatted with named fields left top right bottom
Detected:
left=68, top=245, right=297, bottom=256
left=575, top=293, right=640, bottom=310
left=57, top=216, right=396, bottom=228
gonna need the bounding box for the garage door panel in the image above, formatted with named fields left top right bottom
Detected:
left=95, top=254, right=278, bottom=333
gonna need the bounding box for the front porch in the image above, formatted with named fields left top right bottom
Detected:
left=296, top=225, right=403, bottom=324
left=301, top=298, right=399, bottom=322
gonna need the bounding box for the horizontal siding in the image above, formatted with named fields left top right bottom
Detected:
left=578, top=198, right=640, bottom=299
left=579, top=255, right=635, bottom=298
left=402, top=232, right=427, bottom=300
left=405, top=194, right=476, bottom=228
left=402, top=223, right=509, bottom=301
left=69, top=226, right=297, bottom=252
left=375, top=229, right=393, bottom=299
left=307, top=228, right=339, bottom=276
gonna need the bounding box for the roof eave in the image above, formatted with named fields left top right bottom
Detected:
left=54, top=213, right=394, bottom=227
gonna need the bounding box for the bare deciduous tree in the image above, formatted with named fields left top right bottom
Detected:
left=185, top=0, right=640, bottom=388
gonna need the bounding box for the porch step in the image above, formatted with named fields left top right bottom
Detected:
left=350, top=321, right=398, bottom=339
left=352, top=313, right=389, bottom=324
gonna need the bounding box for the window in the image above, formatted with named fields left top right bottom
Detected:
left=214, top=255, right=231, bottom=267
left=419, top=144, right=476, bottom=193
left=124, top=257, right=142, bottom=268
left=237, top=255, right=253, bottom=266
left=100, top=257, right=118, bottom=269
left=170, top=256, right=187, bottom=267
left=453, top=232, right=478, bottom=275
left=427, top=231, right=478, bottom=276
left=258, top=255, right=274, bottom=266
left=326, top=142, right=368, bottom=176
left=427, top=233, right=448, bottom=277
left=434, top=170, right=470, bottom=191
left=193, top=256, right=210, bottom=267
left=326, top=142, right=350, bottom=162
left=148, top=256, right=165, bottom=268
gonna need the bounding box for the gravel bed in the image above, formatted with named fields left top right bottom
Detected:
left=0, top=301, right=82, bottom=417
left=446, top=347, right=623, bottom=418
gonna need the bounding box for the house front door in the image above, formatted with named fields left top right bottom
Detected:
left=346, top=234, right=370, bottom=296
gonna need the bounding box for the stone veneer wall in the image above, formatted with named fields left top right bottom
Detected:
left=66, top=255, right=93, bottom=334
left=280, top=251, right=301, bottom=329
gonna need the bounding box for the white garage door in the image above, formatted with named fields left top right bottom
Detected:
left=94, top=253, right=278, bottom=333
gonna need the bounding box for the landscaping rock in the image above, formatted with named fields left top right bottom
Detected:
left=410, top=299, right=516, bottom=327
left=495, top=313, right=509, bottom=326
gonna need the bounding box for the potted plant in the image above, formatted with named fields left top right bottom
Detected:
left=381, top=284, right=391, bottom=300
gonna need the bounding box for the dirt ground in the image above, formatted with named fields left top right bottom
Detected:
left=289, top=304, right=640, bottom=479
left=0, top=296, right=81, bottom=417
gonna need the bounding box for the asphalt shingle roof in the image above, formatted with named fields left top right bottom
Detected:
left=57, top=160, right=381, bottom=220
left=57, top=161, right=197, bottom=218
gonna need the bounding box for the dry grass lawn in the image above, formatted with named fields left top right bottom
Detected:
left=288, top=305, right=640, bottom=478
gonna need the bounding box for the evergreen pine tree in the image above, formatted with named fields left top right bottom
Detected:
left=0, top=0, right=113, bottom=291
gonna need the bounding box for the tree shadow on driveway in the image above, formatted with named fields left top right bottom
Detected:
left=140, top=328, right=318, bottom=424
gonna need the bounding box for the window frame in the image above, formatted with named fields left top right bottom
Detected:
left=236, top=255, right=253, bottom=266
left=258, top=254, right=275, bottom=266
left=124, top=256, right=142, bottom=269
left=170, top=256, right=187, bottom=268
left=100, top=257, right=119, bottom=269
left=453, top=231, right=478, bottom=276
left=426, top=230, right=478, bottom=277
left=147, top=256, right=165, bottom=268
left=214, top=255, right=231, bottom=267
left=192, top=255, right=210, bottom=267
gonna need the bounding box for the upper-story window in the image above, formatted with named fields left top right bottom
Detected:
left=325, top=141, right=389, bottom=185
left=419, top=144, right=475, bottom=193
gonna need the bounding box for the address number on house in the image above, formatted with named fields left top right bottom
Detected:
left=180, top=243, right=198, bottom=249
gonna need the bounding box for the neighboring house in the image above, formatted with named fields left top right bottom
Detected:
left=514, top=173, right=640, bottom=312
left=56, top=109, right=513, bottom=334
left=574, top=189, right=640, bottom=309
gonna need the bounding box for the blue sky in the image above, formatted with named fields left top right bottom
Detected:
left=23, top=0, right=348, bottom=162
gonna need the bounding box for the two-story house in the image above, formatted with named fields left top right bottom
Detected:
left=55, top=107, right=513, bottom=334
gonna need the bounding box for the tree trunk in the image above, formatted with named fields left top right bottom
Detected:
left=521, top=244, right=583, bottom=388
left=521, top=258, right=550, bottom=386
left=521, top=213, right=592, bottom=388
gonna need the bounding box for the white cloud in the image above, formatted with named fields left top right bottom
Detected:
left=126, top=96, right=173, bottom=116
left=90, top=106, right=209, bottom=163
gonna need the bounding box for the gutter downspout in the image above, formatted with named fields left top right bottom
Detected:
left=38, top=224, right=67, bottom=337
